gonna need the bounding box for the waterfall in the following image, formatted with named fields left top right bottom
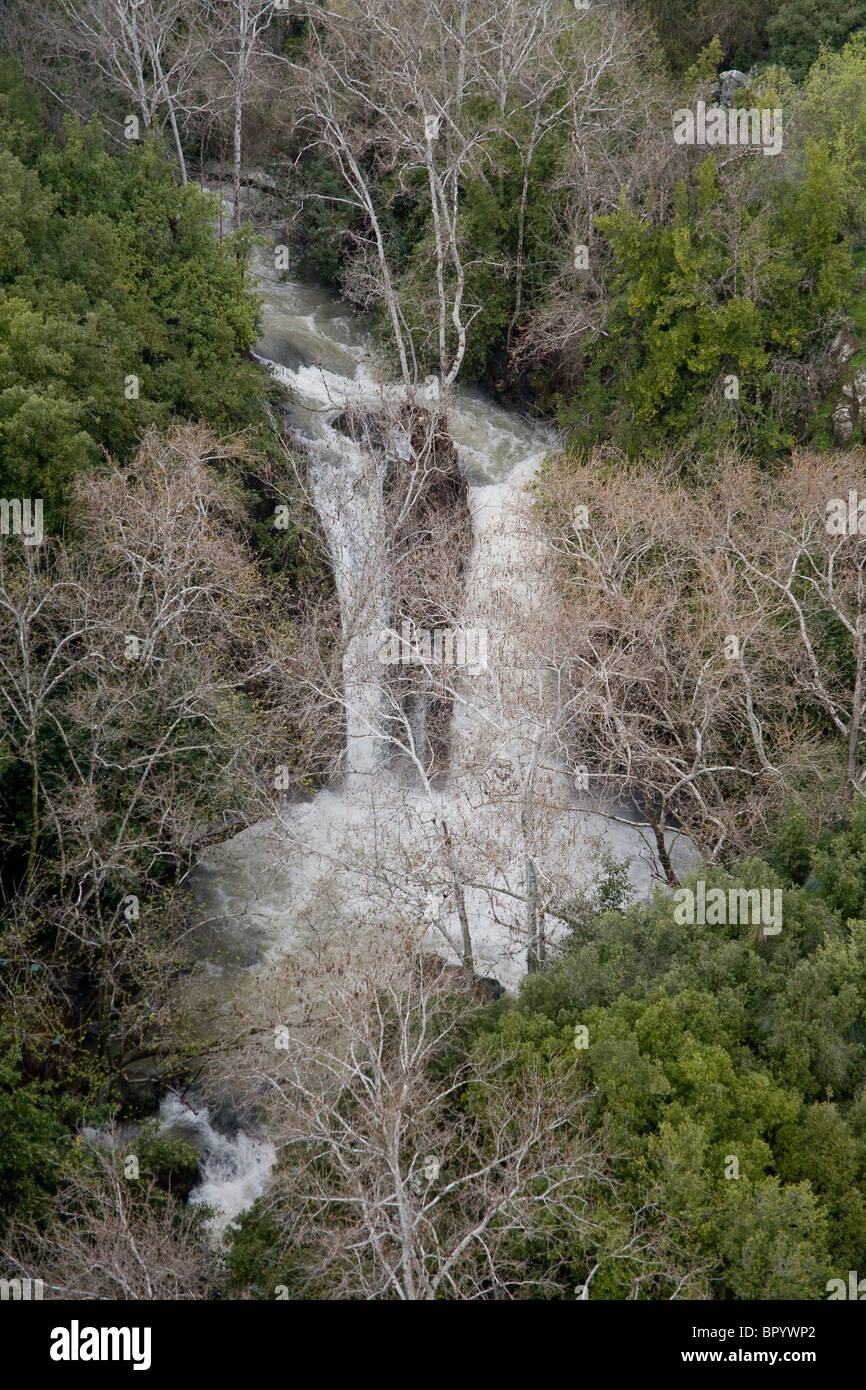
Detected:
left=251, top=352, right=392, bottom=776
left=191, top=251, right=696, bottom=992
left=157, top=1095, right=276, bottom=1241
left=177, top=246, right=698, bottom=1234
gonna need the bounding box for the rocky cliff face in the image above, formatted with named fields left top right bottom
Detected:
left=828, top=327, right=866, bottom=444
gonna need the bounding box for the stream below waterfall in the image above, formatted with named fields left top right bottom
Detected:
left=171, top=243, right=696, bottom=1233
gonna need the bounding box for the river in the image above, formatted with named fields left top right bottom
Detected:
left=165, top=242, right=694, bottom=1233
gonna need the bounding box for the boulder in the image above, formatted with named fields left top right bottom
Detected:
left=413, top=952, right=505, bottom=1002
left=473, top=975, right=506, bottom=1002
left=712, top=70, right=751, bottom=107
left=832, top=400, right=855, bottom=444
left=828, top=327, right=859, bottom=369
left=825, top=323, right=866, bottom=443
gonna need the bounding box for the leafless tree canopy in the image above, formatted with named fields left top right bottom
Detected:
left=3, top=1135, right=215, bottom=1299
left=0, top=423, right=302, bottom=1072
left=539, top=447, right=866, bottom=876
left=215, top=919, right=693, bottom=1299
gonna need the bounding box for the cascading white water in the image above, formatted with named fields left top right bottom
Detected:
left=156, top=1094, right=276, bottom=1240
left=180, top=246, right=698, bottom=1229
left=190, top=249, right=695, bottom=993
left=254, top=352, right=391, bottom=775
left=250, top=249, right=553, bottom=780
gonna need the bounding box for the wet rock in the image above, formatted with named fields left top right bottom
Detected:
left=199, top=161, right=278, bottom=192
left=117, top=1057, right=164, bottom=1114
left=330, top=408, right=389, bottom=449
left=474, top=975, right=506, bottom=1002
left=829, top=327, right=859, bottom=369
left=711, top=69, right=751, bottom=107
left=833, top=401, right=855, bottom=443
left=413, top=952, right=505, bottom=1002
left=825, top=322, right=866, bottom=442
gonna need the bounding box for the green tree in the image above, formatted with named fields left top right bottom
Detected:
left=768, top=1, right=866, bottom=81
left=0, top=77, right=266, bottom=522
left=485, top=817, right=866, bottom=1297
left=800, top=30, right=866, bottom=235
left=0, top=1036, right=73, bottom=1230
left=562, top=143, right=853, bottom=457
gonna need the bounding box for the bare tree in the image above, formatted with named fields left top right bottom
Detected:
left=538, top=446, right=861, bottom=877
left=0, top=423, right=298, bottom=1076
left=285, top=0, right=550, bottom=383
left=218, top=919, right=690, bottom=1299
left=2, top=1133, right=215, bottom=1299
left=723, top=453, right=866, bottom=801
left=512, top=9, right=674, bottom=379
left=198, top=0, right=279, bottom=222
left=49, top=0, right=197, bottom=179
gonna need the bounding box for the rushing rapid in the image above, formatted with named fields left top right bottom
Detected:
left=182, top=247, right=694, bottom=1232
left=193, top=249, right=693, bottom=984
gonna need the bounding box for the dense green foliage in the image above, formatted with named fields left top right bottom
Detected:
left=800, top=31, right=866, bottom=236
left=0, top=1031, right=200, bottom=1238
left=642, top=0, right=775, bottom=72
left=475, top=807, right=866, bottom=1298
left=562, top=143, right=854, bottom=456
left=768, top=0, right=866, bottom=80
left=0, top=63, right=264, bottom=525
left=0, top=1036, right=74, bottom=1231
left=642, top=0, right=866, bottom=77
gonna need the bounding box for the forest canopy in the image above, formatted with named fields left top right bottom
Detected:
left=1, top=0, right=865, bottom=1316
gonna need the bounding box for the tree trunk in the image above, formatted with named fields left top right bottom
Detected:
left=149, top=44, right=187, bottom=184
left=233, top=86, right=243, bottom=225
left=525, top=852, right=542, bottom=972
left=439, top=817, right=473, bottom=973
left=507, top=158, right=532, bottom=349
left=649, top=806, right=679, bottom=887
left=26, top=759, right=39, bottom=888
